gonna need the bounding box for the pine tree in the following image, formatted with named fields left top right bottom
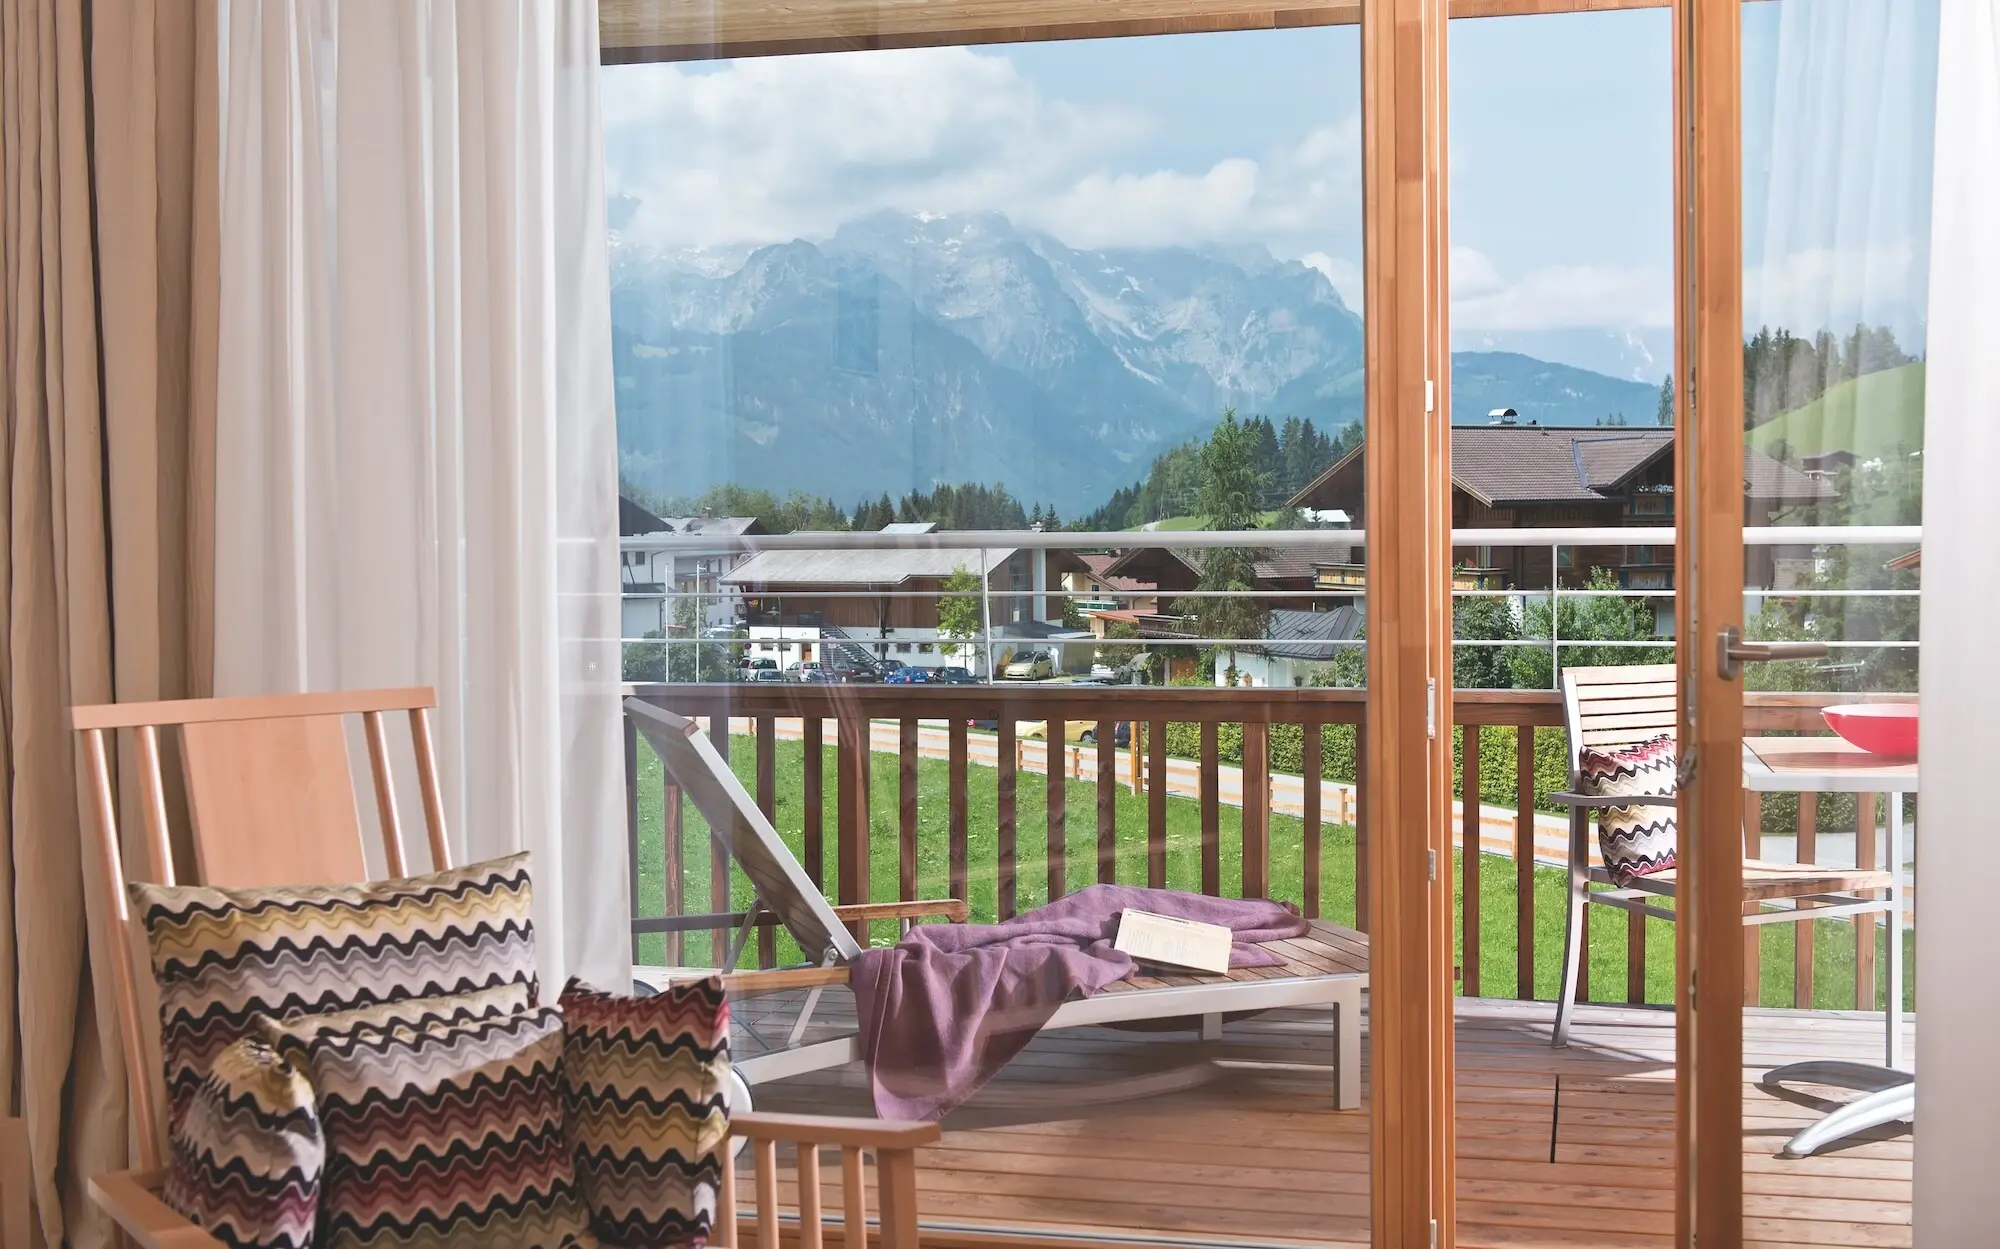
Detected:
left=1656, top=375, right=1674, bottom=427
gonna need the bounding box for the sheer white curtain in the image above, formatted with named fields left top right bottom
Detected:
left=210, top=0, right=629, bottom=991
left=1916, top=2, right=2000, bottom=1240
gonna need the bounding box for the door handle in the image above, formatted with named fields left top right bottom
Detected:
left=1716, top=625, right=1829, bottom=680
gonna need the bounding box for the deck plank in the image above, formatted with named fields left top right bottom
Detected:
left=710, top=953, right=1909, bottom=1248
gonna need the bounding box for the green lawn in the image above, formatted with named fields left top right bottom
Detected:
left=1748, top=362, right=1927, bottom=460
left=633, top=736, right=1914, bottom=1012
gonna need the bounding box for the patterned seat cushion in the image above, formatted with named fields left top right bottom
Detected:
left=559, top=977, right=730, bottom=1246
left=163, top=1037, right=323, bottom=1249
left=257, top=982, right=532, bottom=1060
left=300, top=1005, right=595, bottom=1249
left=130, top=852, right=538, bottom=1127
left=1578, top=734, right=1679, bottom=886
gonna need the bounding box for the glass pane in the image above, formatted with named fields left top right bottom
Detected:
left=603, top=24, right=1373, bottom=1243
left=1446, top=7, right=1682, bottom=1244
left=1734, top=0, right=1933, bottom=1235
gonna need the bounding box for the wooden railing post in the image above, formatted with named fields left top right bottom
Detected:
left=1794, top=790, right=1817, bottom=1008
left=756, top=716, right=778, bottom=968
left=1302, top=723, right=1323, bottom=918
left=1146, top=718, right=1168, bottom=890
left=1095, top=720, right=1117, bottom=884
left=1855, top=791, right=1878, bottom=1010
left=624, top=709, right=641, bottom=964
left=996, top=717, right=1018, bottom=920
left=837, top=715, right=872, bottom=946
left=1516, top=725, right=1537, bottom=1000
left=1241, top=722, right=1270, bottom=900
left=1460, top=725, right=1481, bottom=997
left=899, top=719, right=920, bottom=917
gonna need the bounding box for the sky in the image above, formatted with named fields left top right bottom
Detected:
left=600, top=0, right=1938, bottom=375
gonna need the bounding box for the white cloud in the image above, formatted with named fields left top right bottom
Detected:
left=601, top=51, right=1363, bottom=264
left=1451, top=254, right=1671, bottom=332
left=1744, top=239, right=1922, bottom=334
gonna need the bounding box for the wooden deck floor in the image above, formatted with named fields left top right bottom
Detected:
left=729, top=989, right=1914, bottom=1248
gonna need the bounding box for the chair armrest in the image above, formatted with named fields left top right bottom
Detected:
left=1548, top=791, right=1678, bottom=809
left=732, top=1111, right=941, bottom=1150
left=717, top=966, right=853, bottom=997
left=88, top=1171, right=225, bottom=1249
left=832, top=898, right=969, bottom=924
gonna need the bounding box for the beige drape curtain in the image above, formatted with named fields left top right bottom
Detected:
left=1, top=2, right=216, bottom=1246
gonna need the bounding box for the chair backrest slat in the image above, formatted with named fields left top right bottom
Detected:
left=625, top=698, right=864, bottom=967
left=1562, top=664, right=1679, bottom=782
left=181, top=715, right=371, bottom=887
left=70, top=687, right=449, bottom=1170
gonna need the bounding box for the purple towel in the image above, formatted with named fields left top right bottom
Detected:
left=847, top=885, right=1309, bottom=1120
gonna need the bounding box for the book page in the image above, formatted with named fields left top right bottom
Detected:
left=1114, top=908, right=1234, bottom=974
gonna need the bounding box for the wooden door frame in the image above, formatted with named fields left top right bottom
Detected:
left=1672, top=0, right=1745, bottom=1243
left=1362, top=0, right=1455, bottom=1245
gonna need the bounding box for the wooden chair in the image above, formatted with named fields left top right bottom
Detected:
left=73, top=687, right=937, bottom=1249
left=1550, top=665, right=1895, bottom=1046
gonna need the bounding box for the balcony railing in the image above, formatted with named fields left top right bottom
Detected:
left=623, top=523, right=1919, bottom=1013
left=623, top=683, right=1911, bottom=1013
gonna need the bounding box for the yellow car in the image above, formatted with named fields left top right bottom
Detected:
left=1002, top=649, right=1056, bottom=680
left=1019, top=720, right=1095, bottom=743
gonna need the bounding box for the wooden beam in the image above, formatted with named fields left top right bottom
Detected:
left=1363, top=0, right=1454, bottom=1242
left=1673, top=0, right=1746, bottom=1242
left=599, top=0, right=1728, bottom=65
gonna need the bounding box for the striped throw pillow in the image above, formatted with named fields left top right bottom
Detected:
left=130, top=852, right=538, bottom=1129
left=162, top=1037, right=323, bottom=1249
left=302, top=1006, right=594, bottom=1249
left=257, top=982, right=532, bottom=1059
left=560, top=977, right=731, bottom=1246
left=1578, top=734, right=1679, bottom=886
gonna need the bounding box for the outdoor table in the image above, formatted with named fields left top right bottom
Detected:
left=1742, top=735, right=1913, bottom=1157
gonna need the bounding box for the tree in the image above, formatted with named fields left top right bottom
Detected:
left=1507, top=568, right=1669, bottom=690
left=936, top=566, right=983, bottom=660
left=1656, top=374, right=1675, bottom=427
left=1453, top=589, right=1520, bottom=689
left=1186, top=409, right=1273, bottom=655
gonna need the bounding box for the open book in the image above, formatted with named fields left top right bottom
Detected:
left=1114, top=908, right=1233, bottom=974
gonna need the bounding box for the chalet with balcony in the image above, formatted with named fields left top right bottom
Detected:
left=1286, top=425, right=1834, bottom=590
left=619, top=498, right=766, bottom=638
left=722, top=523, right=1086, bottom=671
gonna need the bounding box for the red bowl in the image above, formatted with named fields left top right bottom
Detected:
left=1822, top=704, right=1918, bottom=757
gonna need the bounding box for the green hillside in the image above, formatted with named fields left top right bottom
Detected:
left=1749, top=362, right=1926, bottom=459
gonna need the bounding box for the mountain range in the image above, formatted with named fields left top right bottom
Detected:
left=611, top=210, right=1662, bottom=514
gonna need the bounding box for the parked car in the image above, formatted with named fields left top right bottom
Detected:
left=1002, top=650, right=1055, bottom=681
left=1021, top=720, right=1094, bottom=743
left=1079, top=722, right=1132, bottom=748
left=932, top=666, right=979, bottom=685
left=883, top=666, right=930, bottom=684
left=738, top=656, right=777, bottom=672
left=836, top=666, right=878, bottom=683
left=786, top=661, right=823, bottom=682
left=799, top=669, right=838, bottom=684
left=751, top=669, right=789, bottom=684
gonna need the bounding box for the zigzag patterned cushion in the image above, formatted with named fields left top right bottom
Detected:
left=559, top=977, right=730, bottom=1246
left=301, top=1005, right=595, bottom=1249
left=162, top=1037, right=323, bottom=1249
left=257, top=982, right=533, bottom=1059
left=130, top=852, right=538, bottom=1129
left=1578, top=734, right=1679, bottom=887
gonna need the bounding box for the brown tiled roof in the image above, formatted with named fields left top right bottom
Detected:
left=1287, top=427, right=1833, bottom=509
left=1077, top=553, right=1154, bottom=592
left=1102, top=542, right=1349, bottom=585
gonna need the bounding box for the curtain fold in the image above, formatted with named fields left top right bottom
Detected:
left=5, top=1, right=222, bottom=1242
left=1915, top=0, right=2000, bottom=1239
left=209, top=0, right=628, bottom=993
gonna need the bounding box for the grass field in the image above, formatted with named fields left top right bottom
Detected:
left=632, top=736, right=1915, bottom=1013
left=1748, top=362, right=1927, bottom=460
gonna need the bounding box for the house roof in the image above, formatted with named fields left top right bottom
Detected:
left=620, top=496, right=669, bottom=536
left=619, top=499, right=766, bottom=539
left=723, top=547, right=1085, bottom=588
left=1098, top=541, right=1352, bottom=585
left=1253, top=606, right=1366, bottom=660
left=1287, top=427, right=1835, bottom=510
left=1076, top=553, right=1154, bottom=593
